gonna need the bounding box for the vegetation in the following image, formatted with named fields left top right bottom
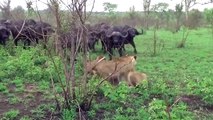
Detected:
left=0, top=27, right=212, bottom=119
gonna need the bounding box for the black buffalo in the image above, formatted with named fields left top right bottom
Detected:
left=4, top=19, right=54, bottom=48
left=33, top=21, right=55, bottom=46
left=4, top=19, right=37, bottom=47
left=60, top=31, right=77, bottom=50
left=60, top=26, right=99, bottom=52
left=87, top=31, right=98, bottom=51
left=0, top=25, right=10, bottom=46
left=122, top=25, right=143, bottom=54
left=88, top=23, right=110, bottom=52
left=103, top=25, right=129, bottom=59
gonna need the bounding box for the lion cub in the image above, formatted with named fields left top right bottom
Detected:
left=126, top=71, right=147, bottom=86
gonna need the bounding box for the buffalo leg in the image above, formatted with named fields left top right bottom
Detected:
left=43, top=38, right=48, bottom=49
left=23, top=40, right=31, bottom=49
left=14, top=39, right=19, bottom=46
left=118, top=48, right=123, bottom=57
left=1, top=40, right=6, bottom=46
left=36, top=38, right=39, bottom=44
left=91, top=41, right=96, bottom=52
left=130, top=41, right=137, bottom=54
left=108, top=47, right=113, bottom=60
left=101, top=40, right=107, bottom=53
left=122, top=45, right=126, bottom=54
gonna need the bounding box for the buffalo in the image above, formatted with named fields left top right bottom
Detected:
left=88, top=23, right=111, bottom=52
left=0, top=25, right=10, bottom=46
left=102, top=25, right=129, bottom=59
left=87, top=23, right=143, bottom=58
left=122, top=25, right=143, bottom=54
left=0, top=19, right=7, bottom=24
left=4, top=19, right=37, bottom=47
left=33, top=21, right=55, bottom=46
left=60, top=31, right=77, bottom=50
left=60, top=24, right=105, bottom=52
left=3, top=19, right=54, bottom=48
left=87, top=31, right=98, bottom=51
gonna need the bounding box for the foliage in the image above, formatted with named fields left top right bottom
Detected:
left=8, top=94, right=22, bottom=104
left=148, top=99, right=168, bottom=119
left=20, top=116, right=32, bottom=120
left=30, top=104, right=55, bottom=119
left=100, top=82, right=130, bottom=103
left=102, top=2, right=118, bottom=22
left=175, top=3, right=184, bottom=32
left=128, top=6, right=137, bottom=19
left=177, top=26, right=189, bottom=48
left=0, top=83, right=7, bottom=92
left=150, top=2, right=169, bottom=26
left=0, top=28, right=212, bottom=119
left=204, top=8, right=213, bottom=37
left=0, top=0, right=11, bottom=19
left=188, top=9, right=203, bottom=29
left=11, top=5, right=25, bottom=19
left=204, top=8, right=213, bottom=25
left=2, top=109, right=20, bottom=120
left=187, top=77, right=213, bottom=104
left=62, top=109, right=76, bottom=120
left=0, top=46, right=62, bottom=83
left=103, top=2, right=117, bottom=13
left=151, top=2, right=169, bottom=12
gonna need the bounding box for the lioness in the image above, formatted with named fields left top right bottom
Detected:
left=86, top=55, right=137, bottom=85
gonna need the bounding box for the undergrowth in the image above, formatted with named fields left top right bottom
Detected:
left=0, top=28, right=212, bottom=119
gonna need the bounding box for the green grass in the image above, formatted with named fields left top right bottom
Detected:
left=88, top=27, right=213, bottom=119
left=0, top=27, right=212, bottom=119
left=2, top=109, right=20, bottom=120
left=0, top=83, right=7, bottom=92
left=136, top=28, right=213, bottom=100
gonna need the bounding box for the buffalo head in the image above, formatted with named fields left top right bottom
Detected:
left=124, top=25, right=143, bottom=37
left=106, top=31, right=128, bottom=48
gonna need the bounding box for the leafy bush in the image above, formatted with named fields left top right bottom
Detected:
left=0, top=47, right=62, bottom=83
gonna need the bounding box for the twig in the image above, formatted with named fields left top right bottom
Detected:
left=165, top=97, right=182, bottom=120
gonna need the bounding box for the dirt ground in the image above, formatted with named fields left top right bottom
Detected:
left=0, top=83, right=212, bottom=119
left=0, top=83, right=58, bottom=119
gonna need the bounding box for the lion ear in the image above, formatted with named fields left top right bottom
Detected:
left=133, top=55, right=137, bottom=60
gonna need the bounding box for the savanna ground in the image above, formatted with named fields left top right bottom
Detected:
left=0, top=27, right=213, bottom=119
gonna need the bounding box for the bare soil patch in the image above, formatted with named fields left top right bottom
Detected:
left=0, top=83, right=57, bottom=119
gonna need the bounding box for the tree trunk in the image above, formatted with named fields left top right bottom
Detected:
left=184, top=0, right=189, bottom=26
left=143, top=0, right=151, bottom=29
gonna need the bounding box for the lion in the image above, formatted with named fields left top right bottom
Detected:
left=86, top=55, right=137, bottom=85
left=126, top=71, right=147, bottom=86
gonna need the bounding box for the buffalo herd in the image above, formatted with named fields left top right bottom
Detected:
left=0, top=19, right=54, bottom=48
left=0, top=19, right=143, bottom=59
